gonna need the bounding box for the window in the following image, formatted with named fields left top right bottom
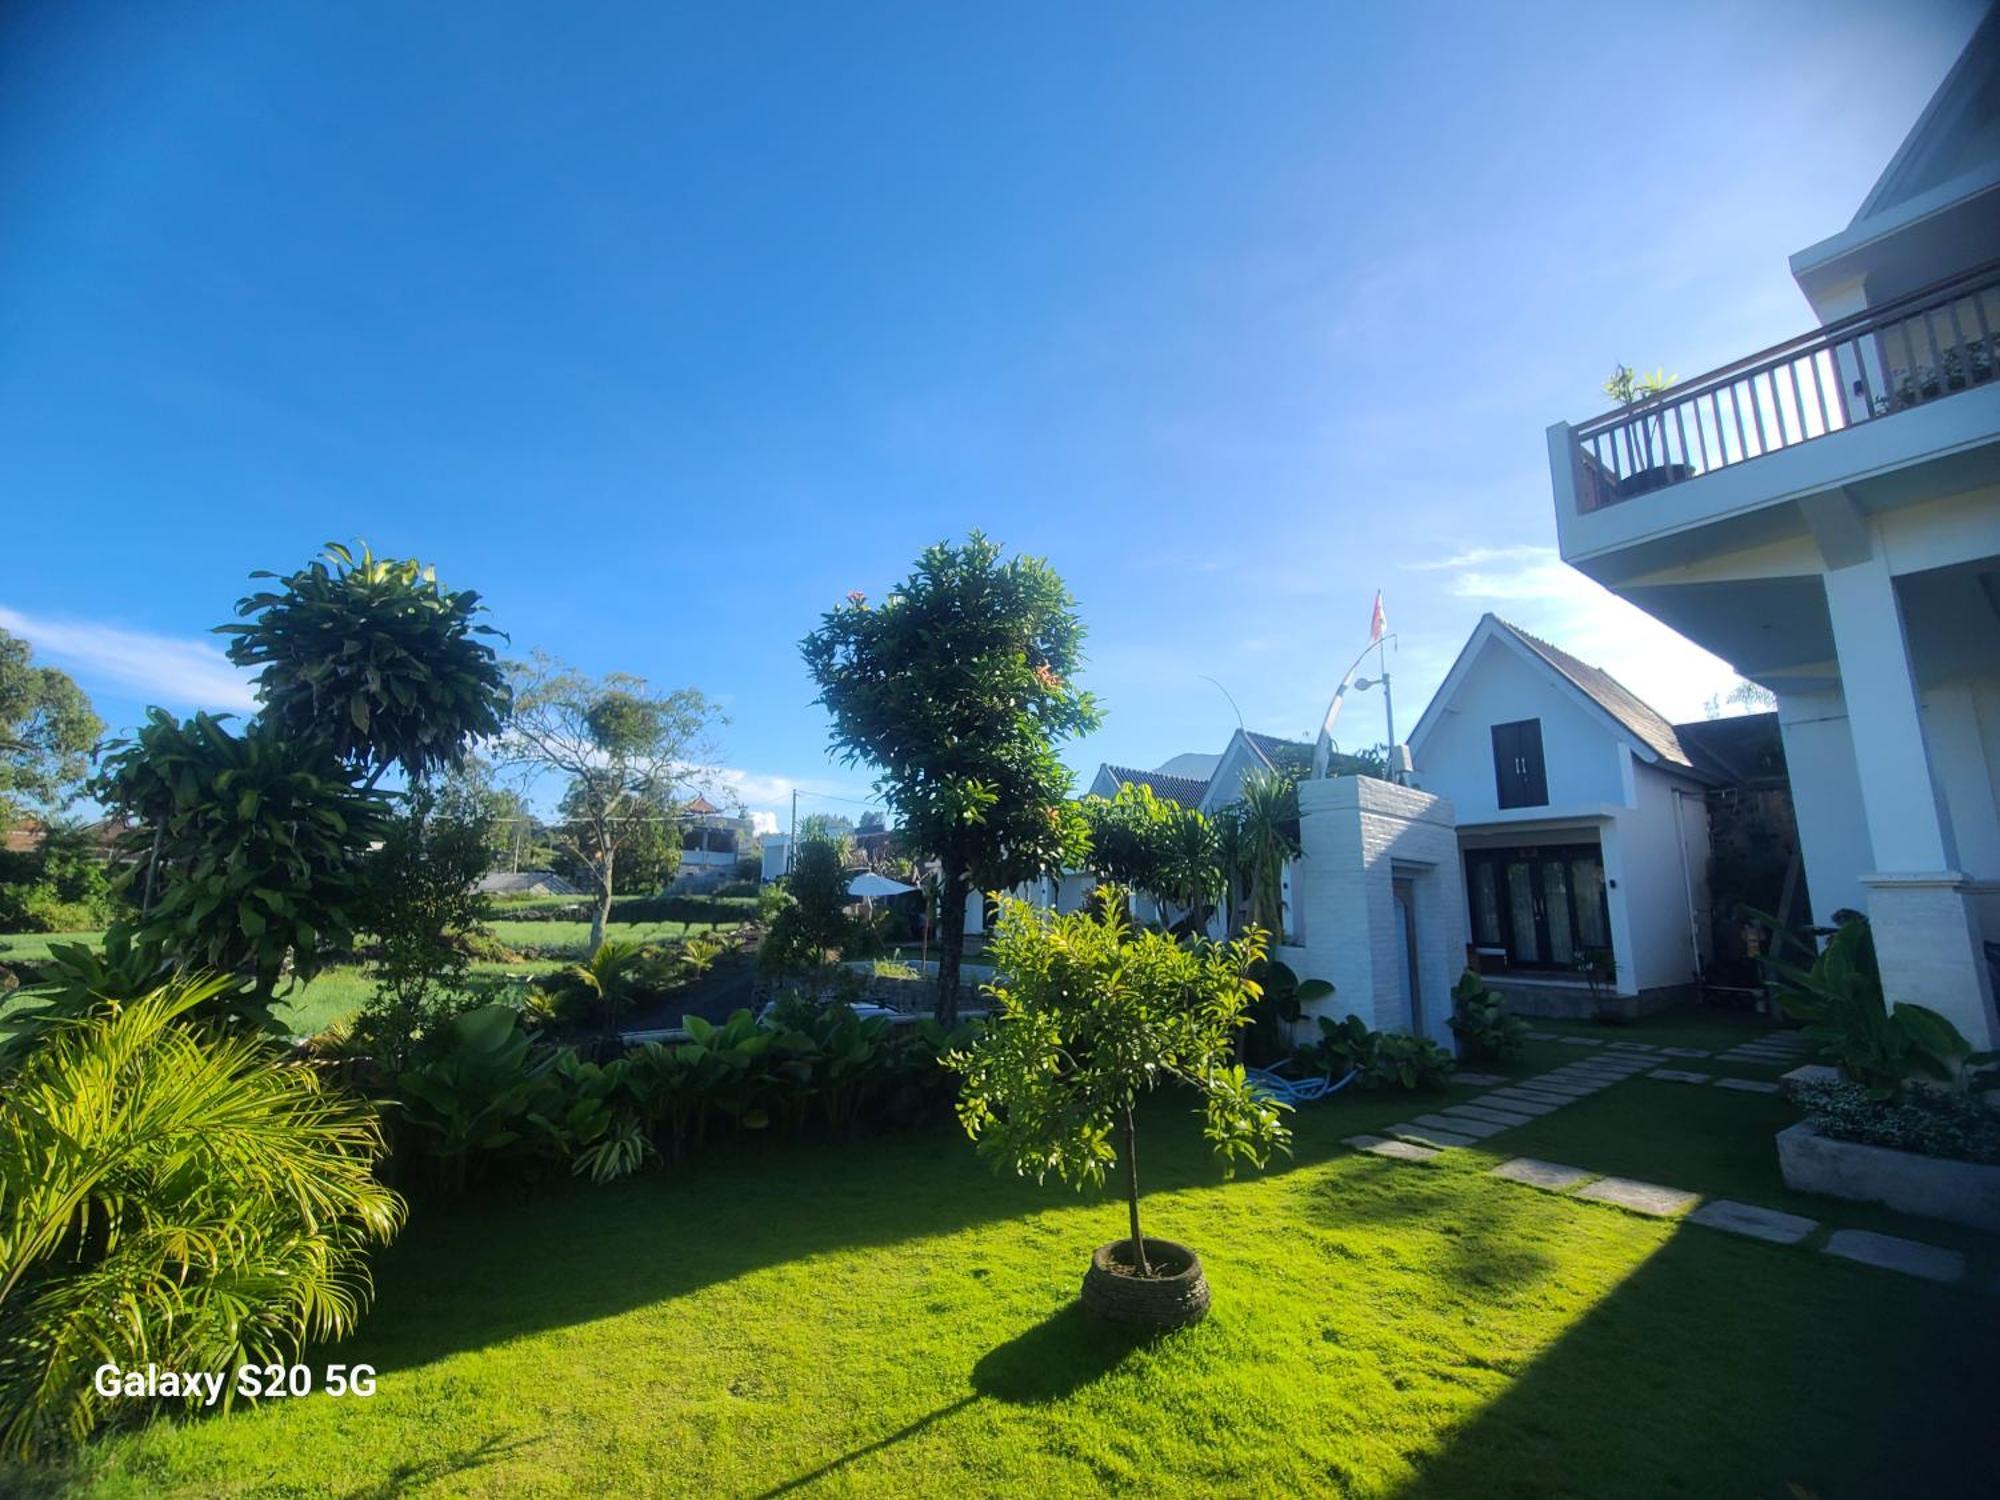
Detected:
left=1491, top=719, right=1548, bottom=809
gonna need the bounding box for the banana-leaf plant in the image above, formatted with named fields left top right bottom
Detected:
left=394, top=1004, right=557, bottom=1190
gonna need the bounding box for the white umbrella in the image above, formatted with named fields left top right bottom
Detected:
left=847, top=871, right=917, bottom=900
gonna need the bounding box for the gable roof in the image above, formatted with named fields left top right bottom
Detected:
left=1098, top=764, right=1211, bottom=809
left=683, top=794, right=723, bottom=816
left=1242, top=730, right=1313, bottom=773
left=1495, top=620, right=1698, bottom=772
left=1670, top=711, right=1787, bottom=788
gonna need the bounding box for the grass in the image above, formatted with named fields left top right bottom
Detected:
left=45, top=1026, right=1997, bottom=1499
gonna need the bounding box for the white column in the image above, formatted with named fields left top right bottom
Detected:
left=1821, top=554, right=1997, bottom=1048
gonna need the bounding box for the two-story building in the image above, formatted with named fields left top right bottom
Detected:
left=1543, top=9, right=2000, bottom=1047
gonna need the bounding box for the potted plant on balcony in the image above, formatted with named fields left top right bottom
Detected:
left=946, top=892, right=1289, bottom=1330
left=1604, top=363, right=1693, bottom=497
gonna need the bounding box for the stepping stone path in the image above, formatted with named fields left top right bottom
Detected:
left=1415, top=1112, right=1506, bottom=1140
left=1822, top=1229, right=1965, bottom=1284
left=1781, top=1063, right=1840, bottom=1087
left=1444, top=1103, right=1536, bottom=1128
left=1575, top=1176, right=1701, bottom=1217
left=1381, top=1122, right=1478, bottom=1147
left=1647, top=1068, right=1713, bottom=1084
left=1689, top=1199, right=1818, bottom=1245
left=1714, top=1077, right=1782, bottom=1095
left=1344, top=1134, right=1441, bottom=1162
left=1452, top=1072, right=1509, bottom=1086
left=1713, top=1032, right=1816, bottom=1069
left=1489, top=1158, right=1595, bottom=1190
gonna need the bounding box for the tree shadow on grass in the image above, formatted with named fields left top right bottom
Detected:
left=749, top=1397, right=978, bottom=1498
left=336, top=1431, right=545, bottom=1499
left=970, top=1301, right=1157, bottom=1404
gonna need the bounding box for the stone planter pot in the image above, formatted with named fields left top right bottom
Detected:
left=1776, top=1120, right=2000, bottom=1233
left=1079, top=1238, right=1210, bottom=1329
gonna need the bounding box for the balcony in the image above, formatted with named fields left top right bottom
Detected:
left=1565, top=259, right=2000, bottom=514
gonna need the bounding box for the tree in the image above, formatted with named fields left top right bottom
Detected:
left=857, top=809, right=886, bottom=835
left=797, top=811, right=855, bottom=864
left=757, top=836, right=854, bottom=980
left=801, top=534, right=1101, bottom=1023
left=0, top=629, right=102, bottom=821
left=947, top=894, right=1288, bottom=1279
left=496, top=652, right=722, bottom=955
left=351, top=778, right=495, bottom=1068
left=94, top=711, right=389, bottom=1015
left=1705, top=678, right=1778, bottom=718
left=218, top=542, right=511, bottom=784
left=1220, top=769, right=1300, bottom=938
left=1077, top=783, right=1223, bottom=934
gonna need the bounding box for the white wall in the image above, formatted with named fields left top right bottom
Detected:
left=1776, top=688, right=1873, bottom=922
left=1620, top=761, right=1713, bottom=992
left=1413, top=635, right=1629, bottom=818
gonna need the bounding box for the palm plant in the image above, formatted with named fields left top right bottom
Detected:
left=0, top=976, right=403, bottom=1459
left=1234, top=770, right=1299, bottom=940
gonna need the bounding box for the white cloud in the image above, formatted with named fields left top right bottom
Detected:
left=749, top=810, right=780, bottom=836
left=1409, top=544, right=1742, bottom=723
left=0, top=603, right=259, bottom=713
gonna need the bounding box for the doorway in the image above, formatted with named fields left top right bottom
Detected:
left=1393, top=877, right=1423, bottom=1034
left=1464, top=843, right=1610, bottom=973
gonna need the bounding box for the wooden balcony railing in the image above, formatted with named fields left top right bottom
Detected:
left=1571, top=258, right=2000, bottom=511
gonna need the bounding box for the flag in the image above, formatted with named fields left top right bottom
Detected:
left=1369, top=590, right=1386, bottom=645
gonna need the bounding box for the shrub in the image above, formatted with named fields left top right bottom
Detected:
left=0, top=977, right=403, bottom=1459
left=1448, top=969, right=1530, bottom=1063
left=1299, top=1014, right=1455, bottom=1091
left=1794, top=1078, right=2000, bottom=1165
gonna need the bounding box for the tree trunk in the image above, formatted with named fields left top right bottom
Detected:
left=934, top=858, right=968, bottom=1026
left=1122, top=1103, right=1149, bottom=1276
left=589, top=844, right=614, bottom=957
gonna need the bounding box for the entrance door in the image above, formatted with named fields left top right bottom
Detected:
left=1465, top=844, right=1610, bottom=973
left=1393, top=878, right=1422, bottom=1034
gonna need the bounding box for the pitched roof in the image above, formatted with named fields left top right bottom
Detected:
left=1242, top=730, right=1313, bottom=770
left=1492, top=618, right=1700, bottom=773
left=1670, top=712, right=1787, bottom=788
left=1100, top=764, right=1211, bottom=809
left=683, top=793, right=723, bottom=816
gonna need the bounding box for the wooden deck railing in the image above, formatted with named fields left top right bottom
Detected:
left=1571, top=259, right=2000, bottom=511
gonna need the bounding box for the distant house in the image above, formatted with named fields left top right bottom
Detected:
left=672, top=794, right=757, bottom=892
left=476, top=870, right=584, bottom=897
left=1408, top=614, right=1800, bottom=1015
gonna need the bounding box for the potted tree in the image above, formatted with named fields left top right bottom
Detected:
left=1604, top=364, right=1692, bottom=497
left=947, top=892, right=1289, bottom=1329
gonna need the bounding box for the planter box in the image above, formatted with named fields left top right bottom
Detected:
left=1776, top=1119, right=2000, bottom=1233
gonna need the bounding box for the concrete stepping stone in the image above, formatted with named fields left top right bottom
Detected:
left=1660, top=1046, right=1711, bottom=1057
left=1414, top=1112, right=1505, bottom=1140
left=1781, top=1064, right=1840, bottom=1087
left=1489, top=1157, right=1597, bottom=1191
left=1821, top=1229, right=1965, bottom=1284
left=1647, top=1069, right=1712, bottom=1084
left=1713, top=1077, right=1782, bottom=1094
left=1573, top=1176, right=1701, bottom=1217
left=1384, top=1122, right=1477, bottom=1148
left=1452, top=1072, right=1509, bottom=1086
left=1528, top=1079, right=1604, bottom=1096
left=1688, top=1199, right=1818, bottom=1245
left=1475, top=1092, right=1559, bottom=1116
left=1605, top=1041, right=1655, bottom=1052
left=1491, top=1090, right=1575, bottom=1110
left=1525, top=1030, right=1562, bottom=1040
left=1443, top=1103, right=1535, bottom=1128
left=1554, top=1036, right=1605, bottom=1047
left=1345, top=1134, right=1441, bottom=1162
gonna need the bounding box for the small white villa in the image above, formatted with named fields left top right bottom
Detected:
left=1408, top=615, right=1781, bottom=1017
left=1545, top=9, right=2000, bottom=1049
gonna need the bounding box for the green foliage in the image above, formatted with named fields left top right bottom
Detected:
left=1243, top=957, right=1333, bottom=1064
left=1077, top=782, right=1223, bottom=931
left=496, top=651, right=722, bottom=952
left=1793, top=1078, right=2000, bottom=1166
left=757, top=837, right=854, bottom=977
left=351, top=779, right=497, bottom=1070
left=1760, top=915, right=1990, bottom=1097
left=547, top=938, right=681, bottom=1032
left=1300, top=1013, right=1455, bottom=1091
left=0, top=628, right=102, bottom=820
left=1448, top=969, right=1530, bottom=1063
left=0, top=930, right=174, bottom=1061
left=217, top=542, right=510, bottom=783
left=394, top=1003, right=556, bottom=1188
left=1215, top=769, right=1298, bottom=937
left=947, top=893, right=1287, bottom=1266
left=800, top=534, right=1101, bottom=1020
left=93, top=710, right=388, bottom=1012
left=0, top=823, right=121, bottom=933
left=0, top=976, right=403, bottom=1459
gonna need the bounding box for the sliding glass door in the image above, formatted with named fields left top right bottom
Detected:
left=1465, top=843, right=1610, bottom=973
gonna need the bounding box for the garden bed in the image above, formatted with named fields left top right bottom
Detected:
left=1777, top=1119, right=2000, bottom=1233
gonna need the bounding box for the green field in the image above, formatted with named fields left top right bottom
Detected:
left=41, top=1020, right=1995, bottom=1499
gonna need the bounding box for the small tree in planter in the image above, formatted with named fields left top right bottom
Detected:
left=947, top=892, right=1289, bottom=1329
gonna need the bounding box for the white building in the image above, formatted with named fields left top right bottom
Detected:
left=1544, top=10, right=2000, bottom=1048
left=1408, top=615, right=1727, bottom=1016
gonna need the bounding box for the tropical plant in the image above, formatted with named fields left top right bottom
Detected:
left=1244, top=957, right=1333, bottom=1064
left=757, top=836, right=854, bottom=979
left=1759, top=914, right=1992, bottom=1097
left=216, top=542, right=511, bottom=784
left=1077, top=782, right=1224, bottom=934
left=0, top=628, right=102, bottom=822
left=93, top=711, right=388, bottom=1018
left=1226, top=769, right=1299, bottom=938
left=682, top=932, right=727, bottom=979
left=1603, top=362, right=1678, bottom=475
left=0, top=929, right=176, bottom=1063
left=495, top=652, right=723, bottom=955
left=393, top=1003, right=557, bottom=1190
left=1792, top=1078, right=2000, bottom=1166
left=1299, top=1013, right=1454, bottom=1091
left=946, top=893, right=1288, bottom=1277
left=1448, top=969, right=1530, bottom=1063
left=0, top=977, right=403, bottom=1459
left=800, top=534, right=1101, bottom=1023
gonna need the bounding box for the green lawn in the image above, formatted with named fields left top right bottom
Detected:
left=45, top=1035, right=1996, bottom=1499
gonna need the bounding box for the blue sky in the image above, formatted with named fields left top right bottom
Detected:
left=0, top=1, right=1984, bottom=830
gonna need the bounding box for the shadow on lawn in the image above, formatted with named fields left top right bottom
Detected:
left=1385, top=1222, right=1992, bottom=1500
left=336, top=1432, right=546, bottom=1500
